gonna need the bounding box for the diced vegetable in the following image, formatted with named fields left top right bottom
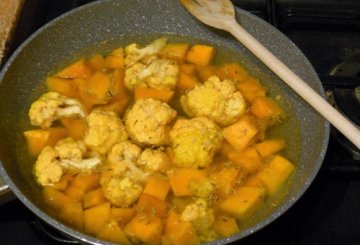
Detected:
left=60, top=118, right=87, bottom=140
left=56, top=59, right=93, bottom=79
left=134, top=87, right=174, bottom=103
left=226, top=147, right=263, bottom=175
left=197, top=65, right=218, bottom=82
left=161, top=43, right=190, bottom=60
left=144, top=175, right=171, bottom=200
left=24, top=127, right=67, bottom=156
left=186, top=44, right=215, bottom=66
left=46, top=77, right=79, bottom=98
left=237, top=77, right=267, bottom=103
left=254, top=155, right=295, bottom=196
left=164, top=212, right=200, bottom=245
left=177, top=72, right=199, bottom=92
left=49, top=173, right=74, bottom=191
left=214, top=216, right=240, bottom=237
left=170, top=169, right=207, bottom=196
left=222, top=116, right=259, bottom=151
left=251, top=96, right=283, bottom=120
left=59, top=201, right=84, bottom=230
left=43, top=187, right=76, bottom=210
left=111, top=207, right=137, bottom=226
left=65, top=172, right=100, bottom=201
left=219, top=186, right=265, bottom=220
left=83, top=188, right=106, bottom=209
left=137, top=193, right=168, bottom=218
left=217, top=63, right=249, bottom=82
left=179, top=63, right=197, bottom=76
left=84, top=202, right=111, bottom=235
left=254, top=138, right=285, bottom=157
left=211, top=167, right=239, bottom=197
left=105, top=47, right=125, bottom=69
left=87, top=54, right=106, bottom=71
left=97, top=220, right=131, bottom=245
left=95, top=92, right=130, bottom=115
left=124, top=214, right=164, bottom=245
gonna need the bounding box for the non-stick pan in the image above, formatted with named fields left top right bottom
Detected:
left=0, top=0, right=329, bottom=244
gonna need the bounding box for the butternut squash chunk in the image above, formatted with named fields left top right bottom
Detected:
left=237, top=77, right=267, bottom=103
left=161, top=43, right=190, bottom=60
left=222, top=116, right=259, bottom=151
left=46, top=77, right=79, bottom=98
left=255, top=155, right=294, bottom=196
left=211, top=167, right=239, bottom=197
left=59, top=201, right=84, bottom=230
left=214, top=216, right=240, bottom=237
left=170, top=169, right=207, bottom=196
left=43, top=187, right=76, bottom=210
left=251, top=96, right=283, bottom=120
left=144, top=175, right=171, bottom=200
left=111, top=207, right=137, bottom=226
left=217, top=63, right=249, bottom=82
left=254, top=138, right=286, bottom=157
left=226, top=147, right=263, bottom=175
left=84, top=71, right=113, bottom=104
left=65, top=172, right=100, bottom=201
left=24, top=127, right=67, bottom=156
left=105, top=47, right=125, bottom=69
left=134, top=87, right=174, bottom=103
left=137, top=193, right=168, bottom=218
left=124, top=214, right=164, bottom=245
left=197, top=65, right=218, bottom=82
left=95, top=92, right=130, bottom=115
left=219, top=186, right=265, bottom=220
left=177, top=72, right=199, bottom=92
left=56, top=59, right=93, bottom=79
left=186, top=44, right=215, bottom=66
left=60, top=118, right=88, bottom=140
left=84, top=202, right=111, bottom=235
left=50, top=173, right=74, bottom=191
left=97, top=220, right=131, bottom=245
left=87, top=54, right=106, bottom=71
left=164, top=212, right=200, bottom=245
left=180, top=63, right=197, bottom=76
left=83, top=188, right=106, bottom=209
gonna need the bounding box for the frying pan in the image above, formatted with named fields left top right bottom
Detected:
left=0, top=0, right=329, bottom=244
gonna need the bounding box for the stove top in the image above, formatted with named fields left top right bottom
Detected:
left=0, top=0, right=359, bottom=244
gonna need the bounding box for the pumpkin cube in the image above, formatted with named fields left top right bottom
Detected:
left=254, top=138, right=285, bottom=157
left=237, top=77, right=267, bottom=103
left=186, top=44, right=215, bottom=66
left=111, top=207, right=137, bottom=226
left=214, top=216, right=240, bottom=238
left=97, top=220, right=131, bottom=245
left=161, top=43, right=190, bottom=60
left=105, top=47, right=125, bottom=69
left=56, top=59, right=93, bottom=79
left=60, top=118, right=87, bottom=140
left=43, top=187, right=76, bottom=210
left=211, top=167, right=239, bottom=197
left=83, top=188, right=106, bottom=209
left=219, top=186, right=265, bottom=220
left=144, top=175, right=171, bottom=200
left=46, top=76, right=79, bottom=98
left=170, top=169, right=208, bottom=197
left=134, top=87, right=174, bottom=103
left=59, top=201, right=84, bottom=230
left=251, top=96, right=283, bottom=120
left=137, top=194, right=168, bottom=218
left=222, top=116, right=259, bottom=151
left=124, top=214, right=164, bottom=245
left=177, top=72, right=199, bottom=92
left=87, top=54, right=106, bottom=71
left=255, top=155, right=295, bottom=196
left=164, top=212, right=200, bottom=245
left=84, top=202, right=111, bottom=235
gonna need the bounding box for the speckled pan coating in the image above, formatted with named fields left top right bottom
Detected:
left=0, top=0, right=329, bottom=244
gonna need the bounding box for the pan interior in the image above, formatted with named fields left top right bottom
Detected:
left=0, top=0, right=328, bottom=244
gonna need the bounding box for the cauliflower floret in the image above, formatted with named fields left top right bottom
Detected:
left=125, top=98, right=177, bottom=145
left=106, top=141, right=149, bottom=182
left=169, top=117, right=222, bottom=168
left=55, top=137, right=102, bottom=170
left=125, top=37, right=167, bottom=66
left=100, top=174, right=143, bottom=207
left=181, top=76, right=246, bottom=126
left=180, top=198, right=216, bottom=242
left=34, top=146, right=64, bottom=186
left=29, top=91, right=86, bottom=128
left=84, top=109, right=128, bottom=155
left=124, top=58, right=179, bottom=91
left=137, top=148, right=170, bottom=173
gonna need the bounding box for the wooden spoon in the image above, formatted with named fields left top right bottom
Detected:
left=180, top=0, right=360, bottom=149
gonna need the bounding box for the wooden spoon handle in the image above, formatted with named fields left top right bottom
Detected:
left=227, top=22, right=360, bottom=149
